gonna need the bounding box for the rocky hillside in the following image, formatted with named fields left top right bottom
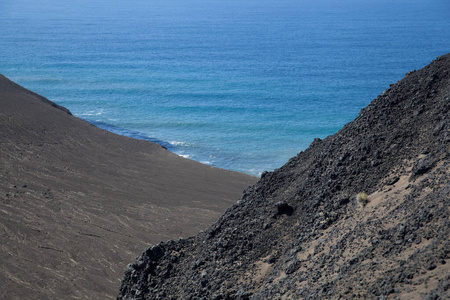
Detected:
left=118, top=54, right=450, bottom=299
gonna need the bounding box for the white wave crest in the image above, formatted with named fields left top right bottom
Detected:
left=169, top=141, right=190, bottom=147
left=78, top=109, right=104, bottom=116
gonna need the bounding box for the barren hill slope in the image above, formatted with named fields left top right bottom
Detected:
left=0, top=75, right=256, bottom=299
left=118, top=54, right=450, bottom=299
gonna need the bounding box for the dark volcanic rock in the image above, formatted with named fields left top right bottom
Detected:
left=410, top=154, right=437, bottom=180
left=118, top=54, right=450, bottom=299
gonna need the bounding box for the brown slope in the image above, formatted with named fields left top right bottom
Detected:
left=0, top=74, right=256, bottom=300
left=118, top=54, right=449, bottom=299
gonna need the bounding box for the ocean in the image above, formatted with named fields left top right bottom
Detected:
left=1, top=0, right=449, bottom=176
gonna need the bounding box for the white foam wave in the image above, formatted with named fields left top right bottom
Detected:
left=169, top=141, right=190, bottom=147
left=78, top=109, right=104, bottom=116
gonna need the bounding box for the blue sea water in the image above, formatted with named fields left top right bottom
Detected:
left=1, top=0, right=449, bottom=176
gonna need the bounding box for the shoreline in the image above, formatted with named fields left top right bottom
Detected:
left=83, top=117, right=270, bottom=176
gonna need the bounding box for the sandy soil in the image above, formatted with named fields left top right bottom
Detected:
left=0, top=74, right=257, bottom=299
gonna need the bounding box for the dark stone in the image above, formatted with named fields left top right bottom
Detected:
left=285, top=259, right=300, bottom=274
left=385, top=176, right=400, bottom=185
left=275, top=201, right=294, bottom=216
left=410, top=154, right=436, bottom=180
left=339, top=197, right=350, bottom=206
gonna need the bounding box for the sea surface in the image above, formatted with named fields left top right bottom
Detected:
left=1, top=0, right=449, bottom=176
